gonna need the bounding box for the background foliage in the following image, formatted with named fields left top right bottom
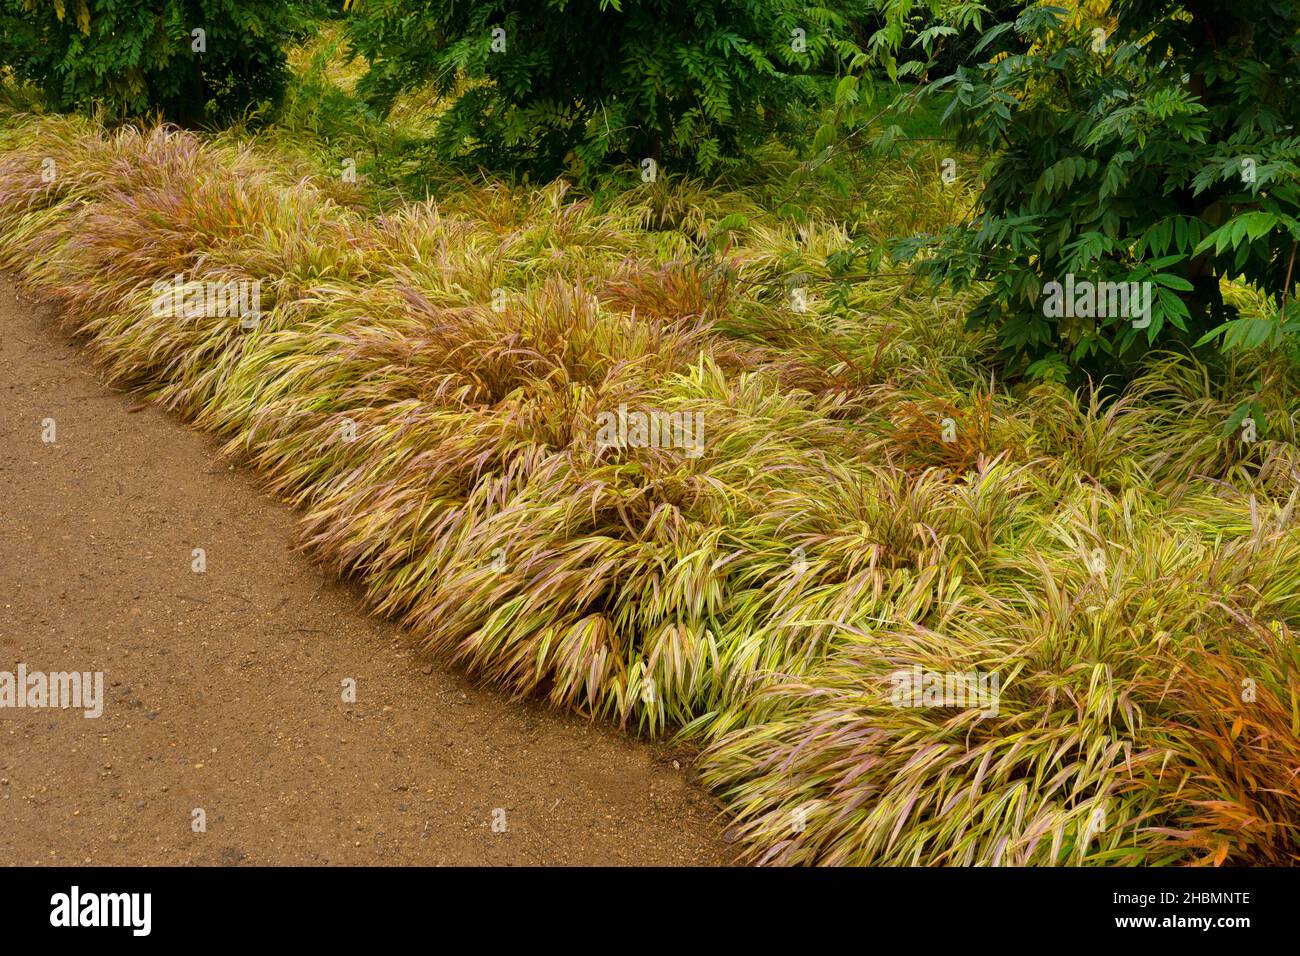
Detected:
left=904, top=0, right=1300, bottom=381
left=345, top=0, right=872, bottom=179
left=0, top=0, right=315, bottom=124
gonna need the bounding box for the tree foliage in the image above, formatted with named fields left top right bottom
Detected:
left=346, top=0, right=870, bottom=179
left=0, top=0, right=313, bottom=124
left=905, top=0, right=1300, bottom=380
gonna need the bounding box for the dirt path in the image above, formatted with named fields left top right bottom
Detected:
left=0, top=277, right=730, bottom=866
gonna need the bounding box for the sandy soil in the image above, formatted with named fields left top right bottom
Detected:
left=0, top=276, right=732, bottom=866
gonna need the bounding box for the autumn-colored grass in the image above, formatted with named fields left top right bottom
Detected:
left=1, top=108, right=1298, bottom=865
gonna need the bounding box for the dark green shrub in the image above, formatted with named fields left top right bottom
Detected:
left=0, top=0, right=315, bottom=125
left=346, top=0, right=861, bottom=179
left=903, top=1, right=1300, bottom=381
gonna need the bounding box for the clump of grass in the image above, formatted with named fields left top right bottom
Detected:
left=703, top=484, right=1300, bottom=865
left=1, top=108, right=1298, bottom=866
